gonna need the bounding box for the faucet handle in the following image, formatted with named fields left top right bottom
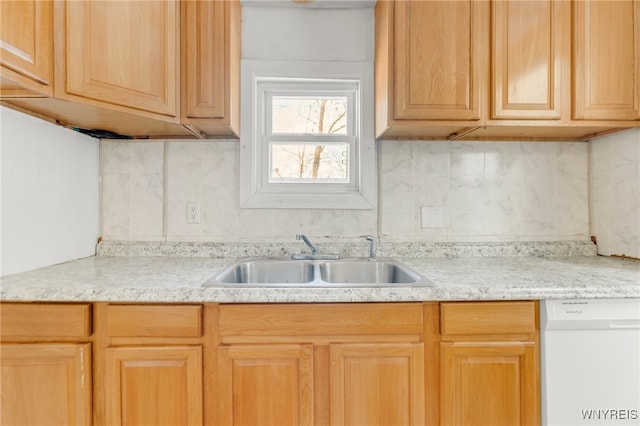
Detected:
left=359, top=235, right=377, bottom=260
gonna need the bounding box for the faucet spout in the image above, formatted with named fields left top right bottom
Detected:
left=296, top=233, right=318, bottom=255
left=361, top=235, right=377, bottom=261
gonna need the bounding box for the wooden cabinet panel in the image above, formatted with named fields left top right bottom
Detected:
left=1, top=303, right=92, bottom=339
left=183, top=0, right=226, bottom=119
left=441, top=342, right=539, bottom=426
left=0, top=343, right=91, bottom=426
left=105, top=346, right=203, bottom=426
left=64, top=0, right=179, bottom=117
left=491, top=0, right=564, bottom=119
left=574, top=0, right=640, bottom=120
left=0, top=0, right=53, bottom=96
left=181, top=0, right=241, bottom=136
left=329, top=342, right=425, bottom=426
left=106, top=304, right=202, bottom=338
left=218, top=344, right=314, bottom=426
left=394, top=0, right=484, bottom=121
left=219, top=303, right=423, bottom=341
left=440, top=301, right=537, bottom=337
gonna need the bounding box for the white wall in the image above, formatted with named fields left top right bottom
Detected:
left=101, top=139, right=590, bottom=243
left=242, top=4, right=373, bottom=62
left=590, top=128, right=640, bottom=258
left=1, top=107, right=100, bottom=276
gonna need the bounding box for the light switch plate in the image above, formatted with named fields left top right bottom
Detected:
left=421, top=207, right=443, bottom=228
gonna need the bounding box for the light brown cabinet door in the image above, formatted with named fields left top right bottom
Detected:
left=441, top=342, right=539, bottom=426
left=181, top=0, right=240, bottom=136
left=394, top=0, right=484, bottom=121
left=218, top=344, right=314, bottom=426
left=64, top=0, right=179, bottom=117
left=105, top=346, right=203, bottom=426
left=491, top=0, right=565, bottom=119
left=183, top=0, right=226, bottom=119
left=0, top=343, right=91, bottom=426
left=0, top=0, right=53, bottom=96
left=574, top=0, right=640, bottom=120
left=329, top=342, right=425, bottom=426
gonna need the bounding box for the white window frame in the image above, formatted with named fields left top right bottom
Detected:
left=263, top=81, right=355, bottom=185
left=240, top=60, right=376, bottom=209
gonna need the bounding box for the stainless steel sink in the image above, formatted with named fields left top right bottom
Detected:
left=215, top=258, right=314, bottom=284
left=319, top=260, right=419, bottom=284
left=205, top=257, right=431, bottom=287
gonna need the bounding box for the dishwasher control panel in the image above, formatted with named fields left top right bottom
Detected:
left=542, top=298, right=640, bottom=329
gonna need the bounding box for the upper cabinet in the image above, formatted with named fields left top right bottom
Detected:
left=376, top=0, right=640, bottom=141
left=490, top=0, right=564, bottom=120
left=0, top=0, right=240, bottom=139
left=3, top=0, right=637, bottom=141
left=61, top=1, right=180, bottom=118
left=573, top=0, right=640, bottom=120
left=181, top=0, right=240, bottom=136
left=375, top=0, right=487, bottom=139
left=0, top=0, right=54, bottom=97
left=393, top=0, right=483, bottom=121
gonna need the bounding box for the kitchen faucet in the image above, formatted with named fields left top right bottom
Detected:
left=292, top=234, right=340, bottom=260
left=296, top=233, right=318, bottom=255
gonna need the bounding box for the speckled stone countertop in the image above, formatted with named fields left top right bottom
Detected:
left=1, top=241, right=638, bottom=303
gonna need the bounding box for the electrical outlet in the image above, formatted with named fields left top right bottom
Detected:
left=187, top=202, right=201, bottom=224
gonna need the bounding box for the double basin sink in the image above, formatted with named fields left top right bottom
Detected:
left=205, top=257, right=432, bottom=287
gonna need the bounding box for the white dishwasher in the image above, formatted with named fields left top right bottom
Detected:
left=541, top=298, right=640, bottom=426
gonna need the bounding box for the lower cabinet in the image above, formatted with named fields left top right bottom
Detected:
left=439, top=301, right=540, bottom=426
left=94, top=303, right=210, bottom=426
left=105, top=346, right=203, bottom=426
left=0, top=301, right=540, bottom=426
left=0, top=303, right=93, bottom=426
left=218, top=341, right=425, bottom=426
left=217, top=303, right=427, bottom=426
left=0, top=343, right=92, bottom=426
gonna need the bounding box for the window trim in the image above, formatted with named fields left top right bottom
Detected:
left=239, top=60, right=376, bottom=209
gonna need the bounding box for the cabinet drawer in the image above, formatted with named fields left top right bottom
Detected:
left=1, top=303, right=92, bottom=338
left=440, top=301, right=537, bottom=336
left=106, top=304, right=203, bottom=338
left=219, top=303, right=423, bottom=340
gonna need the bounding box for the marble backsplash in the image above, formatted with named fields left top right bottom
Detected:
left=101, top=139, right=589, bottom=243
left=589, top=128, right=640, bottom=258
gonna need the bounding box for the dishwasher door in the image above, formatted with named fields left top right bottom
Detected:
left=541, top=299, right=640, bottom=426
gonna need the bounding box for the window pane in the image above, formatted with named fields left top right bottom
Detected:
left=270, top=143, right=349, bottom=182
left=272, top=97, right=348, bottom=134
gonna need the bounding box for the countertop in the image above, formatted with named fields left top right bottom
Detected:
left=1, top=253, right=638, bottom=303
